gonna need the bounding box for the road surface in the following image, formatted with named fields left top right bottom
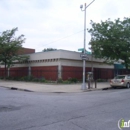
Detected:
left=0, top=87, right=130, bottom=130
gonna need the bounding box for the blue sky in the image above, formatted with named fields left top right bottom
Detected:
left=0, top=0, right=130, bottom=52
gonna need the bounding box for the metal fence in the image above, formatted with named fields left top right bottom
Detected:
left=0, top=69, right=58, bottom=80
left=62, top=69, right=114, bottom=80
left=1, top=68, right=130, bottom=81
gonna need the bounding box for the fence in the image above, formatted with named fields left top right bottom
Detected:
left=0, top=66, right=58, bottom=81
left=62, top=67, right=114, bottom=81
left=1, top=66, right=130, bottom=81
left=114, top=69, right=130, bottom=75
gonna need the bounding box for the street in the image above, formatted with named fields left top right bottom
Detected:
left=0, top=87, right=130, bottom=130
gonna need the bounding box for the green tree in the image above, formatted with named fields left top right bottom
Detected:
left=42, top=48, right=57, bottom=52
left=0, top=27, right=29, bottom=78
left=88, top=17, right=130, bottom=69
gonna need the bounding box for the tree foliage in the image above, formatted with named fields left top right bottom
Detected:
left=43, top=48, right=57, bottom=52
left=0, top=27, right=29, bottom=77
left=88, top=17, right=130, bottom=69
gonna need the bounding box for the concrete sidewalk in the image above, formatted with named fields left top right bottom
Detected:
left=0, top=80, right=111, bottom=93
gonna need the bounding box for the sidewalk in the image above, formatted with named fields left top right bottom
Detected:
left=0, top=80, right=110, bottom=93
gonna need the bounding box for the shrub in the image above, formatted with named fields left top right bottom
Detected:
left=6, top=77, right=15, bottom=80
left=57, top=78, right=63, bottom=83
left=62, top=80, right=71, bottom=84
left=19, top=75, right=34, bottom=81
left=20, top=77, right=25, bottom=81
left=39, top=77, right=46, bottom=82
left=13, top=77, right=20, bottom=81
left=0, top=77, right=4, bottom=79
left=97, top=79, right=107, bottom=82
left=68, top=78, right=78, bottom=83
left=32, top=78, right=39, bottom=82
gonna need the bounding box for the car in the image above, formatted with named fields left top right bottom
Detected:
left=110, top=75, right=130, bottom=88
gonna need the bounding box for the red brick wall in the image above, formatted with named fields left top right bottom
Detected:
left=31, top=66, right=58, bottom=80
left=62, top=66, right=82, bottom=80
left=17, top=47, right=35, bottom=55
left=0, top=68, right=5, bottom=77
left=94, top=68, right=114, bottom=80
left=10, top=67, right=28, bottom=77
left=62, top=66, right=92, bottom=80
left=0, top=66, right=114, bottom=80
left=0, top=67, right=28, bottom=77
left=0, top=66, right=58, bottom=80
left=62, top=66, right=114, bottom=80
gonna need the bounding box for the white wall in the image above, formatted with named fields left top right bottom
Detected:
left=0, top=50, right=113, bottom=69
left=60, top=59, right=113, bottom=69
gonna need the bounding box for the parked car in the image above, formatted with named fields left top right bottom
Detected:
left=110, top=75, right=130, bottom=88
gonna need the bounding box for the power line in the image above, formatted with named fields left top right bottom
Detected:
left=43, top=29, right=84, bottom=46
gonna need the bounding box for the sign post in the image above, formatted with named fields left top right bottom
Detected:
left=80, top=54, right=89, bottom=60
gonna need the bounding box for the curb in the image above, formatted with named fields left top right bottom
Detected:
left=6, top=86, right=33, bottom=92
left=102, top=87, right=113, bottom=90
left=10, top=87, right=33, bottom=92
left=82, top=87, right=112, bottom=92
left=0, top=86, right=33, bottom=92
left=0, top=86, right=111, bottom=93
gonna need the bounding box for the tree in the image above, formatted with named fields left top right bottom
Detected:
left=88, top=17, right=130, bottom=69
left=42, top=48, right=57, bottom=52
left=0, top=27, right=29, bottom=78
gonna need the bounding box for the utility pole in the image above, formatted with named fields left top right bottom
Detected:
left=80, top=0, right=95, bottom=90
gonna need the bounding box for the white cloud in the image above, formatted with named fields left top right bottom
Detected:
left=0, top=0, right=130, bottom=52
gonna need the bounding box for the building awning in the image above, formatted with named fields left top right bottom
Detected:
left=114, top=63, right=125, bottom=69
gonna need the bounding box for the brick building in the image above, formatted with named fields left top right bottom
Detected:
left=0, top=49, right=114, bottom=80
left=17, top=47, right=35, bottom=55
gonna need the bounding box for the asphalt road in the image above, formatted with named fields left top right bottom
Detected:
left=0, top=87, right=130, bottom=130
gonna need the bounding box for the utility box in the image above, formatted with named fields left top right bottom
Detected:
left=87, top=72, right=93, bottom=89
left=87, top=72, right=93, bottom=80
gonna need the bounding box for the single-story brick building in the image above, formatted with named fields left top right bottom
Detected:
left=0, top=49, right=115, bottom=80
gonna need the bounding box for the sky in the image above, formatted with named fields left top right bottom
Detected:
left=0, top=0, right=130, bottom=52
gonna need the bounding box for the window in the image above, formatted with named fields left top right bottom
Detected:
left=115, top=76, right=125, bottom=79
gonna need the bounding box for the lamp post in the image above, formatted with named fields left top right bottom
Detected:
left=80, top=0, right=95, bottom=90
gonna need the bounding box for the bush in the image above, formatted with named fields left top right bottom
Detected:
left=32, top=78, right=40, bottom=82
left=28, top=75, right=35, bottom=81
left=96, top=79, right=107, bottom=82
left=62, top=80, right=71, bottom=84
left=19, top=75, right=33, bottom=81
left=6, top=77, right=15, bottom=80
left=57, top=78, right=63, bottom=83
left=0, top=77, right=4, bottom=79
left=14, top=77, right=20, bottom=81
left=20, top=77, right=25, bottom=81
left=39, top=77, right=46, bottom=83
left=68, top=78, right=78, bottom=83
left=2, top=75, right=47, bottom=83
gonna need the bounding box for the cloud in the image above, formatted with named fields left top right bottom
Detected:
left=0, top=0, right=130, bottom=52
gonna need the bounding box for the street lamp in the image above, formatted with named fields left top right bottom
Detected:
left=80, top=0, right=95, bottom=90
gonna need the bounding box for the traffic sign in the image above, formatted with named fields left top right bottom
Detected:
left=80, top=54, right=89, bottom=60
left=78, top=48, right=92, bottom=55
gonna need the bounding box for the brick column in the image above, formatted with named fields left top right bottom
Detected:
left=28, top=66, right=31, bottom=76
left=58, top=61, right=62, bottom=79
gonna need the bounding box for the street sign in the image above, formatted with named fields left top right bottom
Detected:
left=78, top=48, right=92, bottom=55
left=80, top=54, right=89, bottom=60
